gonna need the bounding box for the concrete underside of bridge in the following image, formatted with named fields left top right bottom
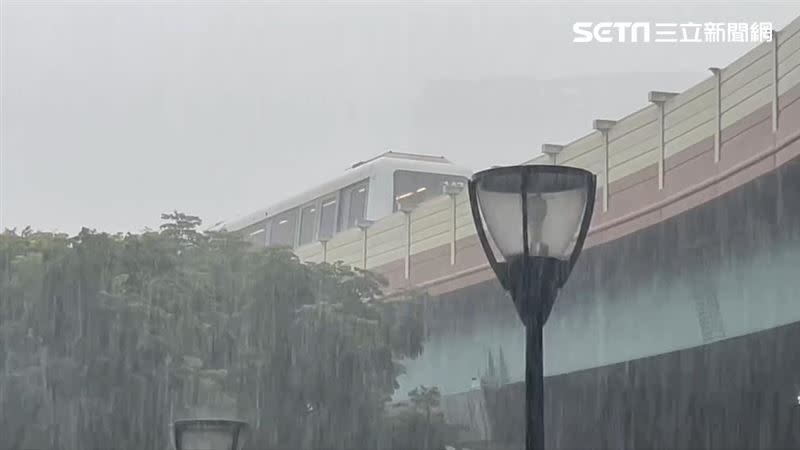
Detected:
left=395, top=147, right=800, bottom=449
left=482, top=319, right=800, bottom=450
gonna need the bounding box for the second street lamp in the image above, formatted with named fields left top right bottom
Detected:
left=468, top=165, right=596, bottom=450
left=173, top=419, right=250, bottom=450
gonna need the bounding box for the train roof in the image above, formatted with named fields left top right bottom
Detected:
left=214, top=151, right=472, bottom=232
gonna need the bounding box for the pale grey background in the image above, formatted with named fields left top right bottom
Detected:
left=2, top=0, right=799, bottom=234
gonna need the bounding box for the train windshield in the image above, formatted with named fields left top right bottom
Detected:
left=393, top=170, right=468, bottom=211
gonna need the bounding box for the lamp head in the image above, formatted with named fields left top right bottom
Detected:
left=468, top=165, right=596, bottom=325
left=173, top=419, right=250, bottom=450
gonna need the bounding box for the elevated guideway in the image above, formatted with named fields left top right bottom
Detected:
left=295, top=15, right=800, bottom=383
left=297, top=16, right=800, bottom=450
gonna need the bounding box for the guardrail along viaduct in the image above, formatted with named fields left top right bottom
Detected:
left=293, top=16, right=800, bottom=450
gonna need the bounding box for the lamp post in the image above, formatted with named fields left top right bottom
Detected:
left=173, top=419, right=250, bottom=450
left=468, top=165, right=596, bottom=450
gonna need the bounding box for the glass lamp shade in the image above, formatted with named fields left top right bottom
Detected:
left=469, top=164, right=596, bottom=317
left=173, top=419, right=249, bottom=450
left=472, top=165, right=595, bottom=262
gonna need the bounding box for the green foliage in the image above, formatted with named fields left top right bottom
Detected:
left=159, top=210, right=206, bottom=247
left=0, top=213, right=427, bottom=450
left=409, top=385, right=441, bottom=414
left=383, top=385, right=448, bottom=450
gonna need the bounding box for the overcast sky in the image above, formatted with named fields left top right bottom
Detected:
left=3, top=0, right=800, bottom=234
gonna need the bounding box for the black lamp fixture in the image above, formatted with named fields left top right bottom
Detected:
left=173, top=419, right=250, bottom=450
left=468, top=164, right=596, bottom=450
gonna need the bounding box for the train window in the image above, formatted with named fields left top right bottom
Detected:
left=338, top=181, right=369, bottom=231
left=318, top=196, right=337, bottom=239
left=393, top=171, right=468, bottom=211
left=241, top=219, right=269, bottom=247
left=247, top=228, right=266, bottom=247
left=298, top=204, right=318, bottom=247
left=268, top=209, right=297, bottom=247
left=346, top=182, right=368, bottom=229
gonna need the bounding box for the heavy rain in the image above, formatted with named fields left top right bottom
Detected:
left=2, top=2, right=800, bottom=450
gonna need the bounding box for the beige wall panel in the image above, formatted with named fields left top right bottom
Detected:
left=412, top=195, right=450, bottom=218
left=368, top=224, right=407, bottom=250
left=411, top=220, right=451, bottom=250
left=607, top=105, right=658, bottom=142
left=778, top=44, right=800, bottom=80
left=721, top=70, right=772, bottom=113
left=411, top=205, right=451, bottom=232
left=721, top=86, right=772, bottom=129
left=609, top=148, right=659, bottom=183
left=367, top=247, right=406, bottom=268
left=368, top=230, right=406, bottom=258
left=778, top=16, right=800, bottom=49
left=411, top=232, right=451, bottom=255
left=368, top=213, right=406, bottom=235
left=720, top=41, right=771, bottom=83
left=563, top=146, right=604, bottom=173
left=525, top=153, right=552, bottom=165
left=455, top=222, right=478, bottom=241
left=609, top=126, right=659, bottom=165
left=558, top=132, right=604, bottom=162
left=664, top=78, right=715, bottom=115
left=665, top=119, right=715, bottom=158
left=665, top=108, right=715, bottom=144
left=664, top=89, right=715, bottom=129
left=780, top=63, right=800, bottom=96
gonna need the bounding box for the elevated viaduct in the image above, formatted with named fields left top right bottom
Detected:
left=293, top=16, right=800, bottom=450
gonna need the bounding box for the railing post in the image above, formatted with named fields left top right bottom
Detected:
left=771, top=30, right=780, bottom=133
left=450, top=196, right=457, bottom=265
left=709, top=67, right=722, bottom=163
left=593, top=119, right=616, bottom=212
left=541, top=144, right=564, bottom=166
left=443, top=182, right=466, bottom=266
left=403, top=212, right=412, bottom=279
left=648, top=91, right=678, bottom=190
left=319, top=238, right=328, bottom=263
left=396, top=196, right=421, bottom=280
left=356, top=219, right=374, bottom=270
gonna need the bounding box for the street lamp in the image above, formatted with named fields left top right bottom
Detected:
left=173, top=419, right=250, bottom=450
left=468, top=165, right=596, bottom=450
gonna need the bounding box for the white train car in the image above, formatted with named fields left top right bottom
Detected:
left=215, top=151, right=472, bottom=249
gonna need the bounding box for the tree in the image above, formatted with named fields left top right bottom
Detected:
left=0, top=214, right=426, bottom=450
left=159, top=210, right=205, bottom=247
left=409, top=385, right=442, bottom=449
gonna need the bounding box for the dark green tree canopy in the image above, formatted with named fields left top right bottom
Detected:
left=0, top=213, right=427, bottom=450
